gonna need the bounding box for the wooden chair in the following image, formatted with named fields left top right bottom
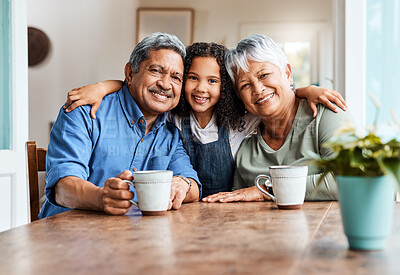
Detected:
left=26, top=141, right=47, bottom=222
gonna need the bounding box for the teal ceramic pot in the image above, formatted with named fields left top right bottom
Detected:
left=336, top=176, right=395, bottom=250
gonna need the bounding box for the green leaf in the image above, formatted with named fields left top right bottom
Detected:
left=380, top=157, right=400, bottom=191
left=310, top=92, right=400, bottom=195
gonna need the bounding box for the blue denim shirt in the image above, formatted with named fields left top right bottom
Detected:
left=39, top=84, right=201, bottom=218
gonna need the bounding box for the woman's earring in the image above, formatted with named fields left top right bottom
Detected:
left=290, top=83, right=296, bottom=93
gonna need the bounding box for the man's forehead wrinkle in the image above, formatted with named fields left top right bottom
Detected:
left=148, top=63, right=182, bottom=73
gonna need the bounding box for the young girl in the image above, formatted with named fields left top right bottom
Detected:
left=64, top=42, right=347, bottom=198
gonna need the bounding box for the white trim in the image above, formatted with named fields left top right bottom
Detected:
left=12, top=0, right=29, bottom=227
left=345, top=0, right=367, bottom=128
left=345, top=0, right=366, bottom=128
left=0, top=174, right=13, bottom=232
left=333, top=0, right=345, bottom=95
left=0, top=0, right=29, bottom=230
left=333, top=0, right=366, bottom=128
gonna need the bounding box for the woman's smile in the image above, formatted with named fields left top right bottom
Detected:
left=256, top=92, right=275, bottom=104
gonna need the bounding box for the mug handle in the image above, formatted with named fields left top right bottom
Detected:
left=254, top=175, right=276, bottom=201
left=123, top=179, right=138, bottom=207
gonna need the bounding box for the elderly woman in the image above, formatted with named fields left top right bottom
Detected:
left=203, top=34, right=352, bottom=203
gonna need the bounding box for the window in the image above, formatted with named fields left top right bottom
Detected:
left=366, top=0, right=400, bottom=126
left=279, top=42, right=311, bottom=88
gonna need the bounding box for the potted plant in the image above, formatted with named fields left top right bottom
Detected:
left=312, top=95, right=400, bottom=250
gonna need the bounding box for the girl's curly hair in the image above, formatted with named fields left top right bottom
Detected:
left=172, top=42, right=246, bottom=131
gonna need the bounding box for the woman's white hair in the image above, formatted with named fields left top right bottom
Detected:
left=225, top=34, right=288, bottom=85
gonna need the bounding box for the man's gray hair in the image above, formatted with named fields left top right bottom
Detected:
left=225, top=34, right=288, bottom=85
left=129, top=32, right=186, bottom=72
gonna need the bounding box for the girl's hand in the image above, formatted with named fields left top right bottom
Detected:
left=64, top=83, right=106, bottom=119
left=63, top=80, right=123, bottom=119
left=296, top=85, right=347, bottom=117
left=202, top=186, right=270, bottom=203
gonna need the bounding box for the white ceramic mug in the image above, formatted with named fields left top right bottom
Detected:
left=124, top=170, right=173, bottom=216
left=255, top=165, right=308, bottom=209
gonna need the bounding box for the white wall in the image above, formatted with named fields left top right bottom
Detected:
left=28, top=0, right=139, bottom=148
left=28, top=0, right=332, bottom=148
left=139, top=0, right=332, bottom=48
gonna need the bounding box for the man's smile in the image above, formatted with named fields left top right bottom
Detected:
left=148, top=88, right=173, bottom=100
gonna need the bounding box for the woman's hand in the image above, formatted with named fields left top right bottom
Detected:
left=202, top=186, right=270, bottom=203
left=63, top=80, right=123, bottom=119
left=296, top=85, right=347, bottom=117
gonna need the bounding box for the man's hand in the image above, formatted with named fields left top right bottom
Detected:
left=168, top=176, right=191, bottom=210
left=101, top=170, right=135, bottom=215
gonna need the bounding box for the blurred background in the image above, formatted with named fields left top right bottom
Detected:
left=27, top=0, right=336, bottom=148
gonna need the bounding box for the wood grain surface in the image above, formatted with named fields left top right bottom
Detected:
left=1, top=201, right=399, bottom=274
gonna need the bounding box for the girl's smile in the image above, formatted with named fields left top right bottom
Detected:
left=193, top=95, right=210, bottom=104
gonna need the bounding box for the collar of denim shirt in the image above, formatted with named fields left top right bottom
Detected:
left=118, top=83, right=167, bottom=131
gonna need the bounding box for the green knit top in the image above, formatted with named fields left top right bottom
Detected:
left=233, top=99, right=352, bottom=200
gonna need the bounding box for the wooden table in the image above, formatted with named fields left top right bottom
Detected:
left=1, top=201, right=400, bottom=274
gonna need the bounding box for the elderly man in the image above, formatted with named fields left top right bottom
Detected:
left=39, top=33, right=201, bottom=218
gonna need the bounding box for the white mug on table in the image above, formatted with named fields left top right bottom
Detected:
left=255, top=165, right=308, bottom=209
left=124, top=170, right=173, bottom=216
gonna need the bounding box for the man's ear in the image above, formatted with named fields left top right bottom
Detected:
left=124, top=63, right=134, bottom=84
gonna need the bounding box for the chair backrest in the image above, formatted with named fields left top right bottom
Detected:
left=26, top=141, right=47, bottom=222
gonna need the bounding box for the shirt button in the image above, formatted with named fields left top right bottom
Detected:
left=141, top=138, right=144, bottom=142
left=130, top=121, right=134, bottom=125
left=140, top=119, right=144, bottom=124
left=133, top=168, right=137, bottom=172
